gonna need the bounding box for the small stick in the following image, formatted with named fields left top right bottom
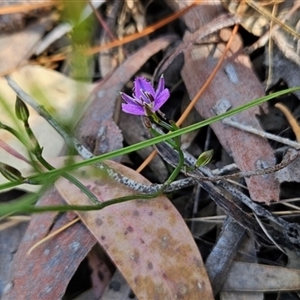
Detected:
left=223, top=118, right=300, bottom=150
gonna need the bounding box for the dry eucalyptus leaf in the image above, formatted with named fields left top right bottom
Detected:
left=174, top=1, right=279, bottom=203
left=3, top=188, right=97, bottom=300
left=55, top=157, right=214, bottom=300
left=0, top=219, right=28, bottom=298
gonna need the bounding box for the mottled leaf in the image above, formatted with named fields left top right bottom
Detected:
left=55, top=158, right=213, bottom=300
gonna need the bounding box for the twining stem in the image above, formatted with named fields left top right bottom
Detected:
left=148, top=116, right=185, bottom=185
left=37, top=154, right=100, bottom=204
left=19, top=189, right=166, bottom=214
left=23, top=120, right=101, bottom=205
left=7, top=99, right=102, bottom=205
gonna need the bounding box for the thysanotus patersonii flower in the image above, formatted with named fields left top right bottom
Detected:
left=120, top=75, right=170, bottom=116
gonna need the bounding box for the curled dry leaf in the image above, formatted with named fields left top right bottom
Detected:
left=54, top=157, right=214, bottom=300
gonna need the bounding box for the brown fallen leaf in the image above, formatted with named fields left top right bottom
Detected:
left=0, top=216, right=28, bottom=298
left=55, top=157, right=214, bottom=300
left=173, top=1, right=279, bottom=203
left=2, top=188, right=97, bottom=300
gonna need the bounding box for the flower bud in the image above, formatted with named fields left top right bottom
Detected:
left=15, top=97, right=29, bottom=122
left=0, top=163, right=24, bottom=182
left=195, top=149, right=214, bottom=168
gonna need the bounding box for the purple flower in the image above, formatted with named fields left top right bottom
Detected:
left=120, top=75, right=170, bottom=116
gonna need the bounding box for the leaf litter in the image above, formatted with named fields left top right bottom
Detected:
left=1, top=0, right=300, bottom=299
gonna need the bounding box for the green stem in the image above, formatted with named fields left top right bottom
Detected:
left=151, top=118, right=184, bottom=185
left=21, top=119, right=101, bottom=205
left=41, top=157, right=100, bottom=204
left=17, top=190, right=164, bottom=214
left=165, top=146, right=184, bottom=184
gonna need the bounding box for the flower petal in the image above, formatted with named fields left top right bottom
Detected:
left=155, top=75, right=165, bottom=96
left=134, top=77, right=155, bottom=100
left=153, top=89, right=170, bottom=111
left=121, top=103, right=145, bottom=115
left=120, top=92, right=137, bottom=105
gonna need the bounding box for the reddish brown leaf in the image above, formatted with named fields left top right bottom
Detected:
left=173, top=2, right=279, bottom=203
left=3, top=188, right=96, bottom=300
left=55, top=158, right=214, bottom=300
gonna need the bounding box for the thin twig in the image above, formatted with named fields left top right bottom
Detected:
left=223, top=118, right=300, bottom=150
